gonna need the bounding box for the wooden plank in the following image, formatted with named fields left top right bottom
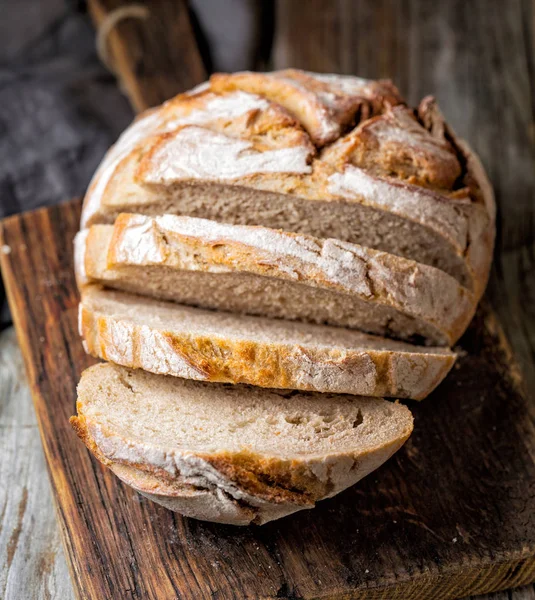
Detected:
left=1, top=199, right=535, bottom=599
left=87, top=0, right=206, bottom=111
left=0, top=327, right=74, bottom=600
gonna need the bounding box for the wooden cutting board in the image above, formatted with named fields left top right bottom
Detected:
left=1, top=198, right=535, bottom=600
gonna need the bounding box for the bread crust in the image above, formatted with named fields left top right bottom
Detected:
left=416, top=96, right=496, bottom=299
left=80, top=87, right=315, bottom=228
left=79, top=286, right=456, bottom=399
left=210, top=70, right=404, bottom=146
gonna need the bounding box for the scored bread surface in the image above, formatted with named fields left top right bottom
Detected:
left=80, top=70, right=495, bottom=299
left=71, top=363, right=413, bottom=525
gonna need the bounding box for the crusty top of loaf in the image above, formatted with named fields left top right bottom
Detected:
left=80, top=69, right=495, bottom=301
left=210, top=69, right=404, bottom=146
left=321, top=105, right=461, bottom=191
left=82, top=69, right=492, bottom=227
left=82, top=86, right=316, bottom=226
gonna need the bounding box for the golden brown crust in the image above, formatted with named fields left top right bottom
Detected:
left=70, top=413, right=113, bottom=468
left=135, top=89, right=316, bottom=186
left=71, top=406, right=317, bottom=506
left=322, top=106, right=463, bottom=192
left=200, top=451, right=323, bottom=505
left=414, top=95, right=496, bottom=299
left=78, top=284, right=457, bottom=400
left=73, top=410, right=412, bottom=510
left=71, top=399, right=412, bottom=508
left=210, top=70, right=404, bottom=146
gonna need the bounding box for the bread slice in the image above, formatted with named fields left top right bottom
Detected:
left=79, top=286, right=456, bottom=400
left=80, top=71, right=494, bottom=299
left=71, top=363, right=414, bottom=525
left=76, top=214, right=476, bottom=346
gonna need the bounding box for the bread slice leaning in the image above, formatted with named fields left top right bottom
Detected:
left=71, top=363, right=414, bottom=525
left=75, top=214, right=476, bottom=346
left=79, top=286, right=456, bottom=400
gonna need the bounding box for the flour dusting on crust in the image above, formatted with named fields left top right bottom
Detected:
left=141, top=126, right=312, bottom=183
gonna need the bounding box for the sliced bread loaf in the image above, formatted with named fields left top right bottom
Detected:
left=71, top=363, right=414, bottom=525
left=80, top=70, right=494, bottom=299
left=76, top=214, right=476, bottom=346
left=79, top=286, right=456, bottom=399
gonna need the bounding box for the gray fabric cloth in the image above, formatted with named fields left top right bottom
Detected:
left=0, top=1, right=133, bottom=219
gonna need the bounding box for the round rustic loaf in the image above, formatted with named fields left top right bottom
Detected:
left=71, top=69, right=496, bottom=525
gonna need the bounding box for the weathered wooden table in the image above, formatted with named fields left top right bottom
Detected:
left=1, top=1, right=534, bottom=598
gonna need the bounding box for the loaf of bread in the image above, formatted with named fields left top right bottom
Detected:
left=76, top=213, right=476, bottom=346
left=71, top=363, right=413, bottom=525
left=80, top=70, right=495, bottom=299
left=71, top=69, right=495, bottom=525
left=80, top=285, right=455, bottom=399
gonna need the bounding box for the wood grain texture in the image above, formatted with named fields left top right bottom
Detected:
left=1, top=198, right=535, bottom=599
left=0, top=328, right=73, bottom=600
left=87, top=0, right=206, bottom=110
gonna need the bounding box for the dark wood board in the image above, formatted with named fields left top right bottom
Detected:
left=1, top=198, right=535, bottom=600
left=87, top=0, right=206, bottom=111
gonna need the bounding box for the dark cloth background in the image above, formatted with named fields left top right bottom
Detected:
left=0, top=0, right=132, bottom=324
left=0, top=0, right=270, bottom=326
